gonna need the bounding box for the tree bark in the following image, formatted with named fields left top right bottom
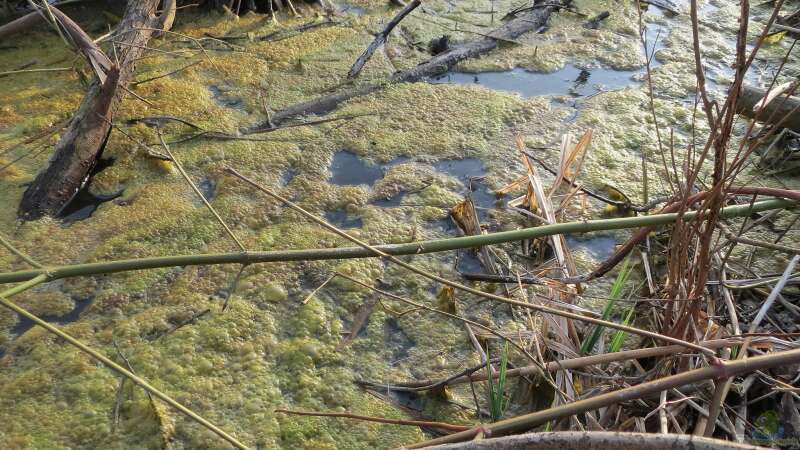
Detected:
left=18, top=0, right=176, bottom=219
left=737, top=84, right=800, bottom=131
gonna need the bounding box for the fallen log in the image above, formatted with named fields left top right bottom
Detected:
left=737, top=84, right=800, bottom=131
left=244, top=0, right=567, bottom=132
left=17, top=0, right=176, bottom=220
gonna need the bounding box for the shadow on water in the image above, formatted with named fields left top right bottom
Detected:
left=431, top=64, right=639, bottom=98
left=384, top=316, right=414, bottom=362
left=8, top=294, right=95, bottom=343
left=58, top=157, right=121, bottom=224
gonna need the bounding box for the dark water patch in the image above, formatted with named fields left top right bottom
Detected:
left=566, top=235, right=617, bottom=260
left=430, top=217, right=457, bottom=233
left=433, top=158, right=502, bottom=221
left=456, top=251, right=484, bottom=273
left=330, top=151, right=386, bottom=186
left=59, top=157, right=121, bottom=224
left=325, top=209, right=362, bottom=228
left=434, top=158, right=486, bottom=179
left=281, top=168, right=299, bottom=186
left=329, top=151, right=410, bottom=187
left=11, top=295, right=95, bottom=339
left=198, top=178, right=216, bottom=201
left=431, top=64, right=639, bottom=98
left=209, top=85, right=243, bottom=108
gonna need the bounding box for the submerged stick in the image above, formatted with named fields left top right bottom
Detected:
left=347, top=0, right=420, bottom=78
left=0, top=197, right=795, bottom=285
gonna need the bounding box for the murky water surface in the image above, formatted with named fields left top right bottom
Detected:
left=431, top=64, right=639, bottom=98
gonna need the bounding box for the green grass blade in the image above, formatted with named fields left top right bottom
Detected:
left=580, top=256, right=634, bottom=354
left=609, top=303, right=636, bottom=353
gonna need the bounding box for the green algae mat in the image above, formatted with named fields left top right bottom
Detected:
left=1, top=0, right=799, bottom=448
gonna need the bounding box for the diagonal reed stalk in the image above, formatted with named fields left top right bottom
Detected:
left=0, top=277, right=251, bottom=450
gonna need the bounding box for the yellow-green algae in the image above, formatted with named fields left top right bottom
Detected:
left=1, top=0, right=799, bottom=448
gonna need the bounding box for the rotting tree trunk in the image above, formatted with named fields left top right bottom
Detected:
left=17, top=0, right=176, bottom=220
left=737, top=85, right=800, bottom=131
left=244, top=0, right=567, bottom=133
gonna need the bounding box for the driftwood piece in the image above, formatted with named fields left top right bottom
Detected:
left=18, top=0, right=176, bottom=219
left=244, top=1, right=566, bottom=133
left=347, top=0, right=420, bottom=79
left=737, top=84, right=800, bottom=131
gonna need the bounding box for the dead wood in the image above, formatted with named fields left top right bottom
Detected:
left=347, top=0, right=420, bottom=79
left=244, top=0, right=567, bottom=132
left=18, top=0, right=177, bottom=219
left=0, top=9, right=40, bottom=40
left=427, top=431, right=768, bottom=450
left=737, top=84, right=800, bottom=131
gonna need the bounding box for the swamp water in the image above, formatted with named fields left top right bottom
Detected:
left=0, top=0, right=798, bottom=448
